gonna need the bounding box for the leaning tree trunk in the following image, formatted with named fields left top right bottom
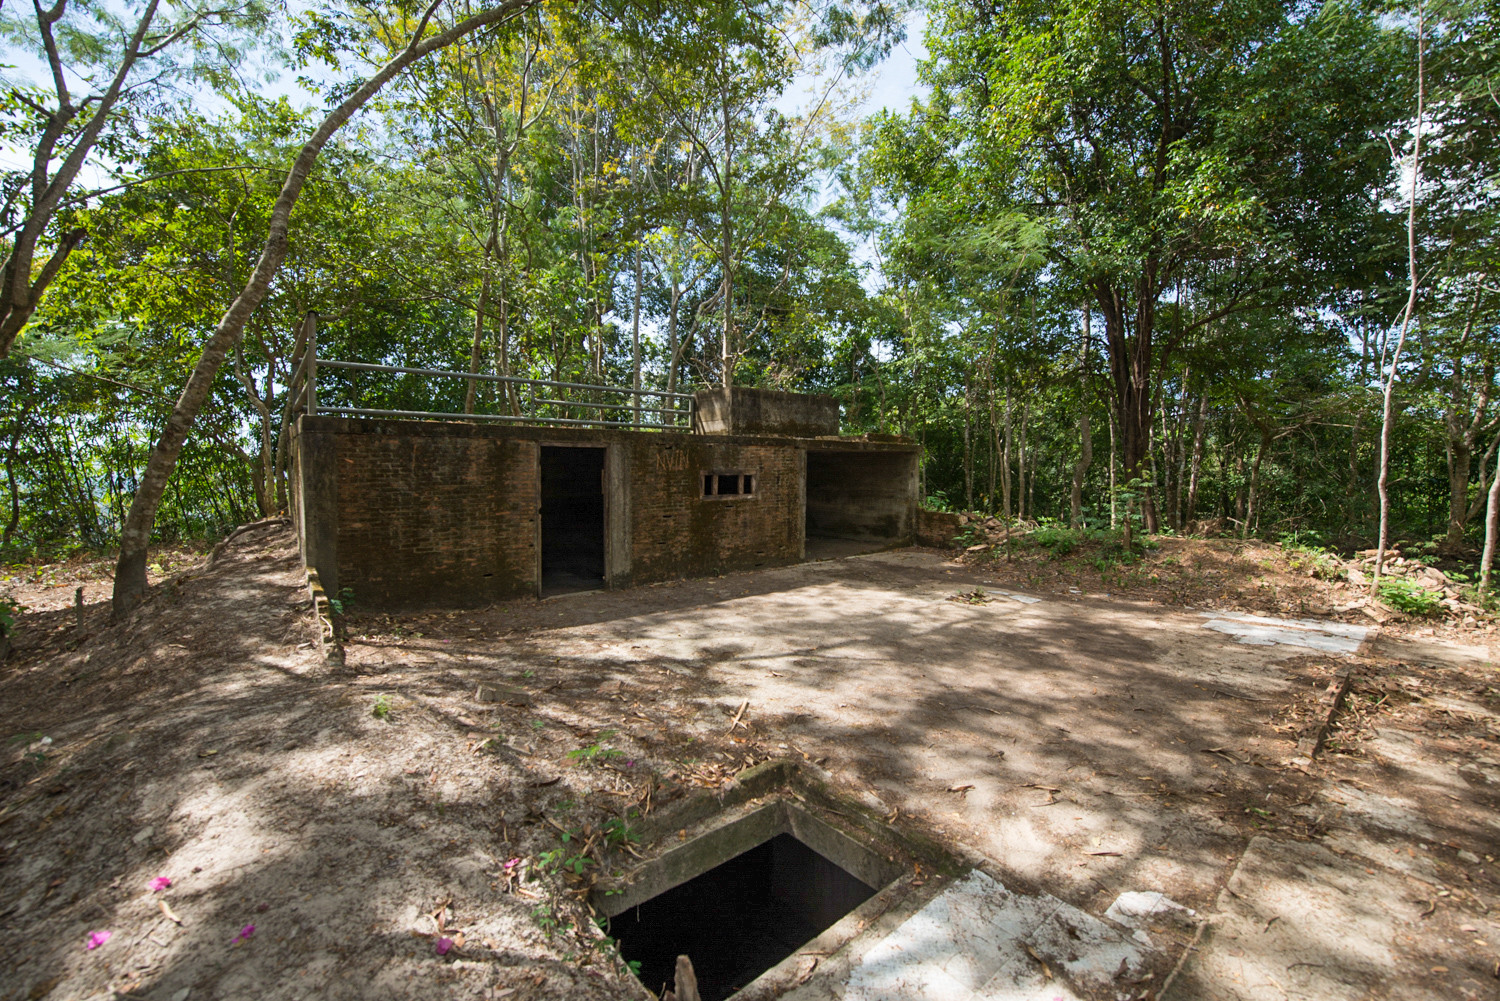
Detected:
left=112, top=0, right=544, bottom=616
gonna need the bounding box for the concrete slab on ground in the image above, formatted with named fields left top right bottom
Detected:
left=844, top=869, right=1148, bottom=1001
left=1164, top=836, right=1445, bottom=1001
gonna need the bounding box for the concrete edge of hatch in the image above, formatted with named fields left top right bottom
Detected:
left=590, top=759, right=978, bottom=1001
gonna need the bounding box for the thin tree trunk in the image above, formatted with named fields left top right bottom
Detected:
left=1186, top=392, right=1207, bottom=525
left=1108, top=407, right=1118, bottom=528
left=1481, top=444, right=1500, bottom=590
left=112, top=0, right=544, bottom=615
left=464, top=232, right=498, bottom=415
left=1244, top=429, right=1270, bottom=539
left=1070, top=310, right=1092, bottom=529
left=1374, top=2, right=1426, bottom=592
left=2, top=403, right=28, bottom=546
left=963, top=367, right=974, bottom=510
left=1017, top=399, right=1032, bottom=521
left=1001, top=381, right=1014, bottom=518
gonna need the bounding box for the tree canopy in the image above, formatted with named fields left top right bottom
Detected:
left=3, top=0, right=1499, bottom=580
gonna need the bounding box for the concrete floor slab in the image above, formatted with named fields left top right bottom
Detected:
left=1166, top=836, right=1444, bottom=1001
left=1198, top=611, right=1370, bottom=654
left=845, top=869, right=1146, bottom=1001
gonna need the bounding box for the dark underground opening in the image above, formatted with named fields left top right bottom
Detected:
left=540, top=445, right=606, bottom=595
left=805, top=450, right=911, bottom=561
left=610, top=833, right=876, bottom=1001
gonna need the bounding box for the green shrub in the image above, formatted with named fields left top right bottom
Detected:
left=1377, top=578, right=1442, bottom=616
left=1032, top=524, right=1081, bottom=558
left=1283, top=543, right=1343, bottom=580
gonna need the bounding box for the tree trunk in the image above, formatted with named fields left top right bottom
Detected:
left=962, top=367, right=974, bottom=510
left=2, top=403, right=27, bottom=546
left=464, top=232, right=498, bottom=415
left=111, top=0, right=544, bottom=616
left=1244, top=429, right=1271, bottom=539
left=1070, top=310, right=1093, bottom=529
left=1001, top=382, right=1014, bottom=518
left=1186, top=392, right=1207, bottom=525
left=1374, top=2, right=1425, bottom=592
left=1481, top=445, right=1500, bottom=590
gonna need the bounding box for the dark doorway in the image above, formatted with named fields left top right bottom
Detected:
left=805, top=450, right=913, bottom=561
left=609, top=833, right=876, bottom=1000
left=540, top=446, right=605, bottom=596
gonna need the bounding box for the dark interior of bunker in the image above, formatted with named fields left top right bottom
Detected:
left=609, top=833, right=876, bottom=1000
left=805, top=450, right=911, bottom=560
left=540, top=445, right=605, bottom=595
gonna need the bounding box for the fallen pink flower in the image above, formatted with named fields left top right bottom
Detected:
left=149, top=876, right=172, bottom=892
left=434, top=936, right=454, bottom=956
left=232, top=924, right=255, bottom=944
left=502, top=857, right=521, bottom=872
left=85, top=930, right=112, bottom=950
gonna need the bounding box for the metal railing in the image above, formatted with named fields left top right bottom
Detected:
left=286, top=314, right=694, bottom=430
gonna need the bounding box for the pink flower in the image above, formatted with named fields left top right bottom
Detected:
left=85, top=930, right=112, bottom=950
left=502, top=857, right=521, bottom=873
left=232, top=924, right=255, bottom=944
left=149, top=876, right=172, bottom=892
left=434, top=936, right=454, bottom=956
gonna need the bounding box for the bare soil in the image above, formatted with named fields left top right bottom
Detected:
left=0, top=528, right=1496, bottom=1001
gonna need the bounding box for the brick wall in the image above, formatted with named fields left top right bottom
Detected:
left=626, top=438, right=803, bottom=584
left=325, top=428, right=538, bottom=607
left=293, top=417, right=916, bottom=610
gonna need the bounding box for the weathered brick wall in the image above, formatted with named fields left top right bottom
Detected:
left=325, top=427, right=539, bottom=607
left=626, top=438, right=804, bottom=584
left=293, top=417, right=917, bottom=609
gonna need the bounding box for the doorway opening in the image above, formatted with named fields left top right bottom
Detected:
left=540, top=446, right=605, bottom=596
left=609, top=832, right=877, bottom=1000
left=804, top=450, right=912, bottom=561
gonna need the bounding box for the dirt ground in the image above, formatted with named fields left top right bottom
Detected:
left=1, top=529, right=1497, bottom=1001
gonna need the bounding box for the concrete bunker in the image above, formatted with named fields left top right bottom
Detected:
left=597, top=797, right=906, bottom=1001
left=805, top=448, right=917, bottom=559
left=289, top=376, right=920, bottom=608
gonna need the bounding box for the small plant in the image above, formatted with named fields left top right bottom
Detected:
left=0, top=594, right=22, bottom=636
left=923, top=490, right=954, bottom=513
left=1282, top=542, right=1343, bottom=581
left=602, top=818, right=640, bottom=847
left=529, top=719, right=546, bottom=731
left=536, top=846, right=594, bottom=876
left=567, top=730, right=624, bottom=764
left=953, top=523, right=988, bottom=548
left=328, top=587, right=356, bottom=615
left=371, top=694, right=394, bottom=720
left=1377, top=578, right=1442, bottom=616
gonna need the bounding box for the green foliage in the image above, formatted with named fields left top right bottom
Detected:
left=567, top=730, right=624, bottom=764
left=602, top=818, right=640, bottom=847
left=923, top=490, right=955, bottom=512
left=371, top=694, right=393, bottom=721
left=1377, top=578, right=1442, bottom=616
left=0, top=595, right=22, bottom=635
left=328, top=588, right=356, bottom=616
left=1031, top=523, right=1081, bottom=558
left=1282, top=543, right=1344, bottom=581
